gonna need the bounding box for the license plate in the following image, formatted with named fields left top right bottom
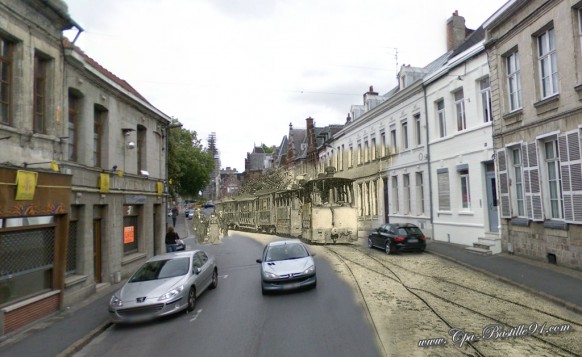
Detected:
left=283, top=282, right=300, bottom=290
left=408, top=238, right=418, bottom=243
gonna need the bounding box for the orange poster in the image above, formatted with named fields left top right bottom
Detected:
left=123, top=226, right=135, bottom=244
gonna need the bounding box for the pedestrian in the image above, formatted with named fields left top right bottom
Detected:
left=165, top=226, right=180, bottom=253
left=171, top=206, right=179, bottom=227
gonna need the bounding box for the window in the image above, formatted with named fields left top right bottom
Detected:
left=544, top=139, right=563, bottom=219
left=66, top=207, right=79, bottom=275
left=537, top=28, right=558, bottom=98
left=416, top=172, right=424, bottom=214
left=403, top=174, right=410, bottom=214
left=392, top=176, right=399, bottom=213
left=459, top=169, right=471, bottom=209
left=123, top=205, right=139, bottom=255
left=68, top=91, right=80, bottom=161
left=1, top=217, right=56, bottom=305
left=414, top=114, right=421, bottom=146
left=437, top=100, right=446, bottom=138
left=454, top=89, right=466, bottom=131
left=338, top=146, right=343, bottom=171
left=33, top=53, right=49, bottom=134
left=480, top=77, right=492, bottom=123
left=390, top=127, right=397, bottom=152
left=357, top=142, right=362, bottom=165
left=402, top=121, right=409, bottom=149
left=506, top=51, right=522, bottom=111
left=371, top=180, right=378, bottom=215
left=364, top=140, right=369, bottom=163
left=358, top=183, right=364, bottom=216
left=437, top=169, right=450, bottom=211
left=579, top=8, right=582, bottom=56
left=512, top=148, right=526, bottom=217
left=0, top=37, right=13, bottom=125
left=349, top=145, right=353, bottom=167
left=137, top=125, right=146, bottom=173
left=371, top=137, right=376, bottom=160
left=94, top=106, right=107, bottom=167
left=381, top=131, right=386, bottom=156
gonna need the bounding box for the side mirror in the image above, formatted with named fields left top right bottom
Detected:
left=195, top=267, right=201, bottom=275
left=256, top=259, right=262, bottom=263
left=311, top=253, right=316, bottom=257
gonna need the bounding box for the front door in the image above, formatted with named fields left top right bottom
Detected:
left=93, top=219, right=102, bottom=283
left=485, top=164, right=499, bottom=232
left=383, top=177, right=389, bottom=224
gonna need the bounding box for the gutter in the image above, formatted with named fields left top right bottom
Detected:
left=422, top=85, right=435, bottom=240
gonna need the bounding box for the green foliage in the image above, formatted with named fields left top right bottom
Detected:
left=239, top=168, right=291, bottom=194
left=168, top=126, right=215, bottom=199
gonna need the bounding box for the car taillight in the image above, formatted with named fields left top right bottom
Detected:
left=393, top=236, right=405, bottom=243
left=419, top=235, right=426, bottom=241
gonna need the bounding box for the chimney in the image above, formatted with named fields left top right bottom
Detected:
left=447, top=10, right=467, bottom=51
left=287, top=122, right=296, bottom=166
left=306, top=117, right=317, bottom=164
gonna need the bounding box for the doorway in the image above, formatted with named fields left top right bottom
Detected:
left=93, top=218, right=102, bottom=283
left=485, top=163, right=499, bottom=232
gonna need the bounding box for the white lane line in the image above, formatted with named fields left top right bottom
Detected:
left=189, top=309, right=203, bottom=322
left=219, top=274, right=228, bottom=279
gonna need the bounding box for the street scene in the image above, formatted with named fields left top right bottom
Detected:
left=2, top=1, right=582, bottom=357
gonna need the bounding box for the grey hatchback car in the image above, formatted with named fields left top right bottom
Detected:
left=108, top=250, right=217, bottom=323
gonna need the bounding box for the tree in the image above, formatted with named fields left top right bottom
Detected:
left=239, top=168, right=292, bottom=194
left=167, top=126, right=215, bottom=199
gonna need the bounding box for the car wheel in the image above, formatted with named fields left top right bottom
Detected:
left=210, top=269, right=218, bottom=289
left=187, top=287, right=196, bottom=312
left=385, top=241, right=392, bottom=255
left=367, top=237, right=373, bottom=248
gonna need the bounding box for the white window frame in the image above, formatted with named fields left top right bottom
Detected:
left=371, top=137, right=376, bottom=161
left=454, top=89, right=466, bottom=131
left=390, top=127, right=397, bottom=152
left=437, top=100, right=446, bottom=138
left=364, top=140, right=369, bottom=163
left=357, top=142, right=362, bottom=165
left=414, top=114, right=421, bottom=146
left=416, top=172, right=424, bottom=215
left=392, top=176, right=399, bottom=213
left=349, top=145, right=353, bottom=168
left=537, top=28, right=558, bottom=98
left=402, top=120, right=409, bottom=149
left=437, top=170, right=450, bottom=211
left=459, top=169, right=471, bottom=210
left=506, top=51, right=522, bottom=112
left=480, top=77, right=492, bottom=123
left=380, top=131, right=386, bottom=157
left=403, top=174, right=410, bottom=214
left=512, top=147, right=526, bottom=217
left=543, top=139, right=563, bottom=219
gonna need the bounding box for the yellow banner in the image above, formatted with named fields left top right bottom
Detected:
left=99, top=173, right=110, bottom=193
left=15, top=170, right=38, bottom=200
left=157, top=181, right=163, bottom=195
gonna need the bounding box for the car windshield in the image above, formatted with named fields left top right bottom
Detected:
left=398, top=227, right=422, bottom=235
left=129, top=257, right=190, bottom=282
left=265, top=244, right=308, bottom=261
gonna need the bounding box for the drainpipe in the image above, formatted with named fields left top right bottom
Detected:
left=422, top=85, right=435, bottom=241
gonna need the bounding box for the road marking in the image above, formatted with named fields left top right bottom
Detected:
left=219, top=274, right=228, bottom=279
left=189, top=309, right=203, bottom=322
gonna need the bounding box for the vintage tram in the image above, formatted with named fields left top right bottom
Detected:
left=215, top=175, right=358, bottom=244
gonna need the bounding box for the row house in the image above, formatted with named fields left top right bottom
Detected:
left=484, top=0, right=582, bottom=269
left=0, top=0, right=171, bottom=336
left=317, top=12, right=491, bottom=242
left=424, top=26, right=499, bottom=250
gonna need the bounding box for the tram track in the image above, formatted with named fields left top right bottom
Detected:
left=324, top=245, right=582, bottom=357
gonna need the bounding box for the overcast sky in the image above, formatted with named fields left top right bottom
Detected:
left=63, top=0, right=508, bottom=172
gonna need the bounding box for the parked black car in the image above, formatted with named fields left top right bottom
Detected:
left=368, top=223, right=426, bottom=254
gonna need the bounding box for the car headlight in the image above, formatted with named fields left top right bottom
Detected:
left=263, top=271, right=278, bottom=279
left=303, top=265, right=315, bottom=275
left=110, top=295, right=123, bottom=307
left=158, top=285, right=184, bottom=301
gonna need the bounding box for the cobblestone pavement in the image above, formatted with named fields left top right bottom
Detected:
left=244, top=233, right=582, bottom=357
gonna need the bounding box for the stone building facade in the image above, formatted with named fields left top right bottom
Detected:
left=484, top=0, right=582, bottom=269
left=0, top=0, right=171, bottom=336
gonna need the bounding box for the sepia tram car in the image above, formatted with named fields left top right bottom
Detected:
left=215, top=175, right=358, bottom=244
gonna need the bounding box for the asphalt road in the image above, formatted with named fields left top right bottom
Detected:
left=74, top=234, right=382, bottom=357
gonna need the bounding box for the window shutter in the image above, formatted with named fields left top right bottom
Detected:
left=497, top=149, right=511, bottom=218
left=559, top=131, right=582, bottom=223
left=437, top=170, right=450, bottom=211
left=522, top=142, right=544, bottom=221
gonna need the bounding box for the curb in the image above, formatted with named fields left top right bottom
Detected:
left=57, top=321, right=113, bottom=357
left=425, top=249, right=582, bottom=315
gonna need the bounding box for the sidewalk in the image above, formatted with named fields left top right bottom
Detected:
left=1, top=231, right=580, bottom=356
left=0, top=214, right=193, bottom=357
left=426, top=239, right=582, bottom=313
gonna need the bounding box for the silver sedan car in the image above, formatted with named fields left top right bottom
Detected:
left=109, top=250, right=217, bottom=323
left=256, top=240, right=317, bottom=295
